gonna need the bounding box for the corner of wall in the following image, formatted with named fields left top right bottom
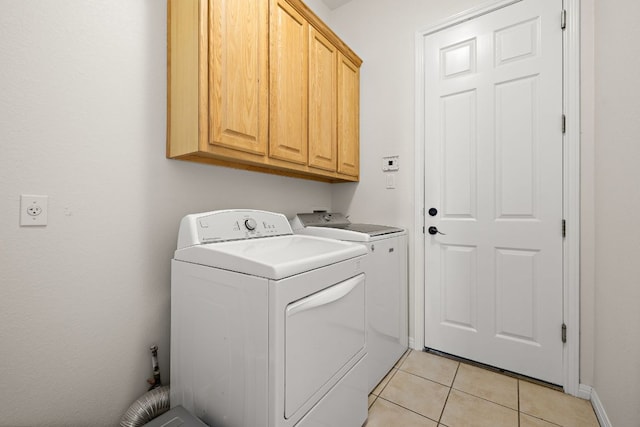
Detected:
left=589, top=387, right=613, bottom=427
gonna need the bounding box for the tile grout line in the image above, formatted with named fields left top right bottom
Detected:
left=368, top=390, right=378, bottom=409
left=367, top=350, right=410, bottom=413
left=424, top=348, right=563, bottom=392
left=375, top=396, right=442, bottom=424
left=517, top=379, right=520, bottom=427
left=396, top=364, right=460, bottom=389
left=369, top=351, right=590, bottom=427
left=437, top=361, right=460, bottom=425
left=374, top=350, right=449, bottom=425
left=448, top=387, right=520, bottom=413
left=373, top=367, right=400, bottom=397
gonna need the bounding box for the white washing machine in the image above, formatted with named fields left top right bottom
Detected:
left=171, top=210, right=368, bottom=427
left=291, top=212, right=408, bottom=393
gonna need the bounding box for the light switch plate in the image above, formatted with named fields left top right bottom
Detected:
left=386, top=174, right=396, bottom=189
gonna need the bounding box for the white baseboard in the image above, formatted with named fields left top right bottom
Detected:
left=578, top=383, right=592, bottom=400
left=408, top=337, right=415, bottom=349
left=589, top=387, right=613, bottom=427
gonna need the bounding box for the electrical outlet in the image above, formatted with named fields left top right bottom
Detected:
left=20, top=195, right=48, bottom=226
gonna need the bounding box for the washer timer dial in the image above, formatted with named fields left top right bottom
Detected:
left=244, top=218, right=257, bottom=231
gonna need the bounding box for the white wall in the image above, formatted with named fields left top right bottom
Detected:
left=0, top=1, right=331, bottom=426
left=579, top=0, right=596, bottom=389
left=592, top=0, right=640, bottom=425
left=305, top=0, right=331, bottom=21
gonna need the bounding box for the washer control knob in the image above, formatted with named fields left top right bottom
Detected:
left=244, top=218, right=257, bottom=231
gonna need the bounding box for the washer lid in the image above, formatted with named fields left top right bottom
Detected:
left=294, top=226, right=404, bottom=242
left=174, top=234, right=366, bottom=279
left=291, top=212, right=405, bottom=241
left=330, top=223, right=405, bottom=236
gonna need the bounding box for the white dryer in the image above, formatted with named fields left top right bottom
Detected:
left=291, top=212, right=408, bottom=393
left=171, top=210, right=368, bottom=427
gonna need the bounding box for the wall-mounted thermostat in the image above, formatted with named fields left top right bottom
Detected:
left=382, top=156, right=399, bottom=172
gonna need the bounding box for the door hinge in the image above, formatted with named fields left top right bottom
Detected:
left=562, top=219, right=566, bottom=238
left=561, top=9, right=567, bottom=30
left=423, top=225, right=425, bottom=234
left=562, top=114, right=566, bottom=133
left=561, top=323, right=567, bottom=343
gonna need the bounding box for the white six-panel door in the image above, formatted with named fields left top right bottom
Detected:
left=423, top=0, right=564, bottom=385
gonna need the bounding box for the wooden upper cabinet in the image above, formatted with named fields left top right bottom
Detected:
left=337, top=53, right=360, bottom=177
left=308, top=27, right=338, bottom=172
left=167, top=0, right=361, bottom=182
left=209, top=0, right=269, bottom=155
left=167, top=0, right=268, bottom=159
left=269, top=0, right=308, bottom=165
left=167, top=0, right=207, bottom=158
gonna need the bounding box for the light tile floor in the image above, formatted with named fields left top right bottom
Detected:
left=365, top=350, right=600, bottom=427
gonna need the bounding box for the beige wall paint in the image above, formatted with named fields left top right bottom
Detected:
left=0, top=2, right=331, bottom=425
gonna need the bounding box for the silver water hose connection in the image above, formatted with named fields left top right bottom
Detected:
left=119, top=345, right=170, bottom=427
left=149, top=345, right=162, bottom=390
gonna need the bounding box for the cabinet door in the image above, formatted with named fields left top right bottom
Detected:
left=269, top=0, right=308, bottom=164
left=308, top=28, right=337, bottom=172
left=209, top=0, right=268, bottom=155
left=337, top=53, right=360, bottom=177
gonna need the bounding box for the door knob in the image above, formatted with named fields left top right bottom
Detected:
left=428, top=226, right=446, bottom=235
left=428, top=208, right=438, bottom=216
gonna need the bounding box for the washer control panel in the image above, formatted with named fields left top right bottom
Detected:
left=177, top=209, right=293, bottom=248
left=293, top=211, right=351, bottom=227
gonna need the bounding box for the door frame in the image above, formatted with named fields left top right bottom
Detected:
left=412, top=0, right=581, bottom=396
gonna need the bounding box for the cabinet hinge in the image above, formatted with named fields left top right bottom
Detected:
left=561, top=9, right=567, bottom=30
left=562, top=219, right=566, bottom=238
left=562, top=114, right=566, bottom=133
left=561, top=323, right=567, bottom=343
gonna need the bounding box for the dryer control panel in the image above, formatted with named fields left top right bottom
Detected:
left=177, top=209, right=293, bottom=249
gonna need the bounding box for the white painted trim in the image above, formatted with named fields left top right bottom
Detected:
left=591, top=388, right=613, bottom=427
left=580, top=385, right=613, bottom=427
left=413, top=0, right=581, bottom=394
left=418, top=0, right=522, bottom=36
left=412, top=29, right=426, bottom=351
left=577, top=383, right=593, bottom=400
left=562, top=0, right=581, bottom=397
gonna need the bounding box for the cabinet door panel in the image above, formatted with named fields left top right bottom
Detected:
left=210, top=0, right=268, bottom=155
left=269, top=0, right=308, bottom=164
left=308, top=28, right=337, bottom=172
left=337, top=54, right=360, bottom=177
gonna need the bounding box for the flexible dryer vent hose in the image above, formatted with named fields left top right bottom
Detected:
left=119, top=385, right=170, bottom=427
